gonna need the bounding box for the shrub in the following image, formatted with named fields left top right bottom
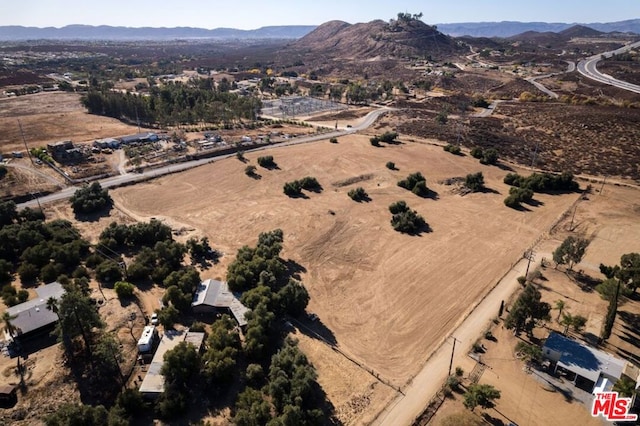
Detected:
left=244, top=165, right=257, bottom=176
left=283, top=181, right=302, bottom=197
left=398, top=172, right=427, bottom=192
left=257, top=155, right=276, bottom=168
left=503, top=171, right=579, bottom=193
left=504, top=187, right=534, bottom=209
left=348, top=187, right=368, bottom=201
left=114, top=281, right=135, bottom=299
left=455, top=366, right=464, bottom=377
left=379, top=131, right=398, bottom=143
left=0, top=165, right=7, bottom=179
left=411, top=180, right=429, bottom=197
left=480, top=148, right=499, bottom=165
left=329, top=137, right=338, bottom=144
left=444, top=144, right=461, bottom=155
left=299, top=176, right=321, bottom=191
left=385, top=161, right=396, bottom=170
left=370, top=136, right=381, bottom=147
left=389, top=200, right=409, bottom=214
left=470, top=147, right=484, bottom=159
left=95, top=260, right=123, bottom=284
left=465, top=172, right=485, bottom=192
left=390, top=207, right=427, bottom=234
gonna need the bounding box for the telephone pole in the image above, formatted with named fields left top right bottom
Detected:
left=448, top=336, right=459, bottom=376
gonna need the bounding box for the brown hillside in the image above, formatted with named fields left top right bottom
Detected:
left=290, top=17, right=459, bottom=59
left=559, top=24, right=605, bottom=38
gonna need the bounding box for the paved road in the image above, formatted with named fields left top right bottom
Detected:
left=373, top=250, right=551, bottom=426
left=17, top=107, right=390, bottom=210
left=577, top=40, right=640, bottom=94
left=525, top=61, right=576, bottom=99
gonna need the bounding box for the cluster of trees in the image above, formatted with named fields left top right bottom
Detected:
left=470, top=147, right=499, bottom=165
left=463, top=384, right=501, bottom=411
left=443, top=144, right=462, bottom=155
left=370, top=131, right=399, bottom=147
left=348, top=187, right=369, bottom=202
left=389, top=201, right=427, bottom=234
left=504, top=283, right=551, bottom=335
left=398, top=172, right=430, bottom=197
left=504, top=172, right=579, bottom=193
left=283, top=177, right=322, bottom=197
left=70, top=182, right=113, bottom=215
left=29, top=147, right=53, bottom=163
left=0, top=201, right=91, bottom=293
left=257, top=155, right=277, bottom=169
left=81, top=78, right=262, bottom=128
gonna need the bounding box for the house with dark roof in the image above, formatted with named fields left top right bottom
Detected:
left=4, top=282, right=65, bottom=342
left=543, top=332, right=628, bottom=393
left=192, top=279, right=250, bottom=327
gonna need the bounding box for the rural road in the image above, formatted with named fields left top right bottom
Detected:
left=373, top=250, right=550, bottom=426
left=17, top=107, right=391, bottom=210
left=525, top=61, right=576, bottom=99
left=577, top=40, right=640, bottom=94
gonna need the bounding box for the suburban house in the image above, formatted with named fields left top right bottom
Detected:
left=191, top=279, right=250, bottom=327
left=542, top=332, right=631, bottom=393
left=138, top=329, right=205, bottom=398
left=4, top=282, right=65, bottom=342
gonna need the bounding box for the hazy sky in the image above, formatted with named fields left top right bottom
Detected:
left=2, top=0, right=637, bottom=29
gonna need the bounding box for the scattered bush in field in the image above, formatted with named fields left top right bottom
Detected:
left=370, top=131, right=398, bottom=147
left=470, top=147, right=484, bottom=159
left=348, top=187, right=368, bottom=202
left=386, top=161, right=396, bottom=170
left=283, top=177, right=321, bottom=197
left=480, top=148, right=499, bottom=165
left=245, top=165, right=258, bottom=177
left=443, top=144, right=461, bottom=155
left=329, top=137, right=338, bottom=144
left=398, top=172, right=430, bottom=197
left=257, top=155, right=277, bottom=168
left=388, top=201, right=427, bottom=234
left=370, top=136, right=381, bottom=147
left=464, top=172, right=485, bottom=192
left=504, top=187, right=534, bottom=209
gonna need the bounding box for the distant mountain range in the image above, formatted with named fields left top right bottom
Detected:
left=0, top=24, right=316, bottom=41
left=0, top=19, right=637, bottom=41
left=436, top=19, right=640, bottom=37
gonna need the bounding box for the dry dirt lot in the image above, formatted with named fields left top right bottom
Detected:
left=0, top=92, right=142, bottom=153
left=111, top=133, right=580, bottom=421
left=431, top=182, right=640, bottom=426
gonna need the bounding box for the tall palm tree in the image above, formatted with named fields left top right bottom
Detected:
left=45, top=297, right=59, bottom=319
left=613, top=376, right=637, bottom=398
left=554, top=299, right=567, bottom=322
left=1, top=311, right=17, bottom=341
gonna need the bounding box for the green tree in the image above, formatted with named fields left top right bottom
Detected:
left=203, top=315, right=240, bottom=385
left=95, top=260, right=123, bottom=284
left=552, top=236, right=589, bottom=270
left=504, top=284, right=550, bottom=335
left=157, top=305, right=179, bottom=329
left=70, top=182, right=112, bottom=215
left=45, top=403, right=110, bottom=426
left=463, top=384, right=501, bottom=411
left=465, top=172, right=485, bottom=192
left=480, top=148, right=499, bottom=165
left=114, top=281, right=135, bottom=299
left=554, top=299, right=567, bottom=321
left=2, top=311, right=18, bottom=341
left=277, top=278, right=310, bottom=317
left=560, top=312, right=587, bottom=334
left=233, top=387, right=271, bottom=426
left=515, top=341, right=542, bottom=366
left=161, top=341, right=202, bottom=392
left=613, top=376, right=638, bottom=398
left=386, top=161, right=396, bottom=170
left=57, top=284, right=104, bottom=355
left=348, top=187, right=369, bottom=202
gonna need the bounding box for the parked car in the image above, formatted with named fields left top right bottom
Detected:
left=150, top=313, right=158, bottom=325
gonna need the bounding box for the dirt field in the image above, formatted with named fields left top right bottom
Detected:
left=0, top=92, right=142, bottom=154
left=431, top=182, right=640, bottom=426
left=110, top=132, right=580, bottom=421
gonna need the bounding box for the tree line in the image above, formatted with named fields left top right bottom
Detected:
left=81, top=78, right=262, bottom=128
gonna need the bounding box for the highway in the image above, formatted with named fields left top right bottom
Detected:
left=17, top=107, right=390, bottom=210
left=577, top=40, right=640, bottom=94
left=525, top=61, right=576, bottom=99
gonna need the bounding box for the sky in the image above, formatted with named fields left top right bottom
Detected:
left=2, top=0, right=638, bottom=29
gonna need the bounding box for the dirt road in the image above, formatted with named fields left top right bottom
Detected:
left=373, top=248, right=551, bottom=426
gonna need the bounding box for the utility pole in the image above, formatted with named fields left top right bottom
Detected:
left=569, top=205, right=577, bottom=231
left=448, top=337, right=458, bottom=376
left=524, top=249, right=535, bottom=280
left=600, top=175, right=607, bottom=195
left=19, top=120, right=44, bottom=213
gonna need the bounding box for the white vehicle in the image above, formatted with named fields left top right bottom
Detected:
left=150, top=313, right=158, bottom=325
